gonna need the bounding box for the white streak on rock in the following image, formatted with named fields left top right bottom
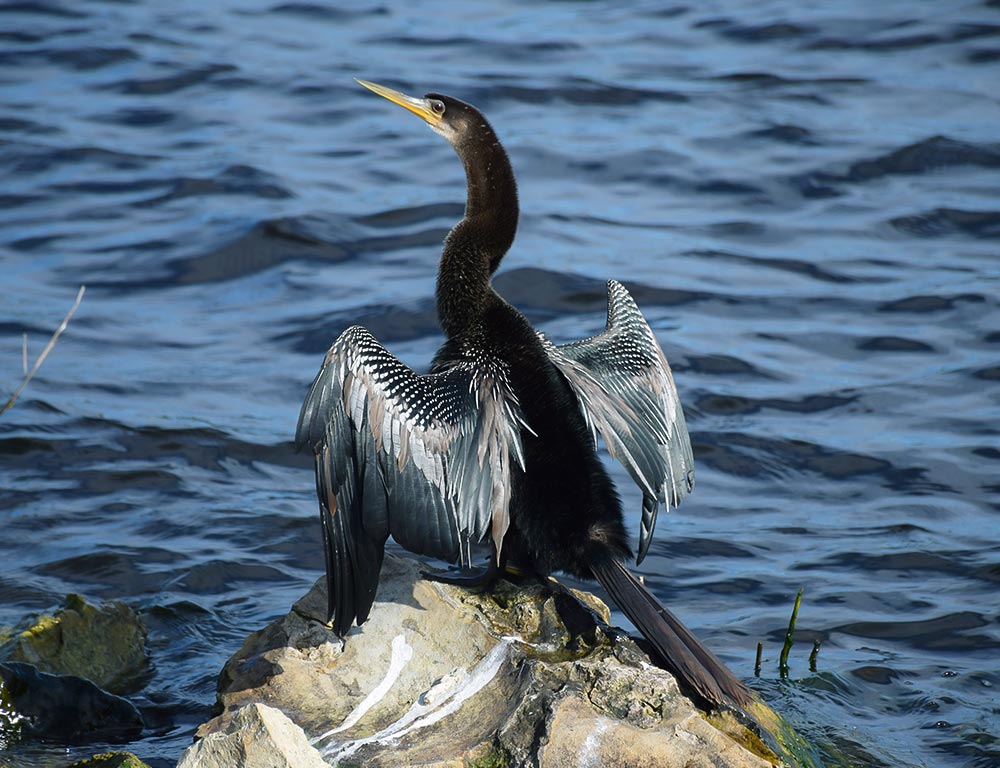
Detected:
left=395, top=639, right=509, bottom=738
left=314, top=633, right=412, bottom=744
left=323, top=639, right=510, bottom=765
left=578, top=716, right=610, bottom=768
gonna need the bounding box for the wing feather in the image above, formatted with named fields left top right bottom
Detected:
left=540, top=281, right=695, bottom=565
left=296, top=325, right=525, bottom=635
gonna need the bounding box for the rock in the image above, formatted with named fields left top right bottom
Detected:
left=540, top=695, right=760, bottom=768
left=5, top=594, right=148, bottom=694
left=186, top=554, right=812, bottom=767
left=177, top=703, right=328, bottom=768
left=0, top=663, right=25, bottom=748
left=0, top=662, right=143, bottom=743
left=66, top=753, right=153, bottom=768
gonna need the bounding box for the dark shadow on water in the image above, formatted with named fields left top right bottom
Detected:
left=696, top=431, right=945, bottom=492
left=834, top=612, right=998, bottom=652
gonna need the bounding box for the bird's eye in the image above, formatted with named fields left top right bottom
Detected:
left=431, top=100, right=446, bottom=116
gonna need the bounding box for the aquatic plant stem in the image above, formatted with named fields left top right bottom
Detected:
left=809, top=639, right=821, bottom=672
left=779, top=588, right=803, bottom=678
left=1, top=285, right=85, bottom=417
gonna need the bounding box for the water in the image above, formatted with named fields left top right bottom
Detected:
left=1, top=1, right=998, bottom=766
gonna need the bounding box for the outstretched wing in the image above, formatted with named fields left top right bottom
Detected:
left=540, top=280, right=695, bottom=564
left=296, top=325, right=526, bottom=635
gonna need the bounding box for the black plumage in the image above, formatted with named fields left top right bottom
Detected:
left=296, top=80, right=750, bottom=711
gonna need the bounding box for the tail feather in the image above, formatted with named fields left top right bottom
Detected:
left=592, top=558, right=752, bottom=711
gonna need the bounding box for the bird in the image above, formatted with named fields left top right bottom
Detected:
left=296, top=79, right=751, bottom=711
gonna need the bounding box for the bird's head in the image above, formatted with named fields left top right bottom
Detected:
left=356, top=79, right=485, bottom=151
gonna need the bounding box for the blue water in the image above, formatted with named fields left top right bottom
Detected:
left=2, top=1, right=998, bottom=766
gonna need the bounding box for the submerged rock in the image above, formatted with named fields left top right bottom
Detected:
left=0, top=664, right=25, bottom=749
left=182, top=554, right=806, bottom=767
left=0, top=662, right=143, bottom=744
left=6, top=594, right=148, bottom=694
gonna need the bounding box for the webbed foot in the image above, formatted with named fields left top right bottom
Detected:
left=421, top=559, right=500, bottom=589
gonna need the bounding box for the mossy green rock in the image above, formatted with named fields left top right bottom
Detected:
left=0, top=752, right=152, bottom=768
left=67, top=752, right=152, bottom=768
left=6, top=594, right=147, bottom=694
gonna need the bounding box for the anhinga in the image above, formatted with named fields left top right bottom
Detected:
left=296, top=79, right=751, bottom=711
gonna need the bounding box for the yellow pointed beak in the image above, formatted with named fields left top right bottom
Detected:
left=356, top=79, right=442, bottom=127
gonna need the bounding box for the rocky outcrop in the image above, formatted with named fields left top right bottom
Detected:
left=180, top=554, right=803, bottom=767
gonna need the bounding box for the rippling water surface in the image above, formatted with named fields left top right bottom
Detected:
left=2, top=1, right=998, bottom=766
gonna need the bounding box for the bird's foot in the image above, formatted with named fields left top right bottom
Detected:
left=421, top=561, right=500, bottom=589
left=420, top=557, right=501, bottom=589
left=421, top=558, right=538, bottom=589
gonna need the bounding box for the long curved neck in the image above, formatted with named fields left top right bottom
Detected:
left=437, top=127, right=518, bottom=339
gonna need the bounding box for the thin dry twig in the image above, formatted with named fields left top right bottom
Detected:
left=1, top=285, right=86, bottom=417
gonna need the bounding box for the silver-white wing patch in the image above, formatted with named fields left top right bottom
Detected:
left=296, top=325, right=526, bottom=634
left=540, top=280, right=695, bottom=564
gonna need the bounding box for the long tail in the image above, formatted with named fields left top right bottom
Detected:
left=591, top=558, right=752, bottom=711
